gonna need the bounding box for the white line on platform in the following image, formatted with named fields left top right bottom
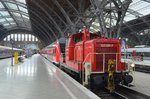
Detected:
left=43, top=58, right=77, bottom=99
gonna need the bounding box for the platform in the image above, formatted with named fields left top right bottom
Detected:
left=0, top=54, right=100, bottom=99
left=128, top=71, right=150, bottom=97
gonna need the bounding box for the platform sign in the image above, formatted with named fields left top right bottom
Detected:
left=14, top=52, right=18, bottom=64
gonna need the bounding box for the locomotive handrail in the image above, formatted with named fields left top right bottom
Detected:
left=81, top=52, right=121, bottom=85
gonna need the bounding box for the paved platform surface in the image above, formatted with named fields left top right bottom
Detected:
left=0, top=54, right=100, bottom=99
left=129, top=72, right=150, bottom=97
left=122, top=58, right=150, bottom=66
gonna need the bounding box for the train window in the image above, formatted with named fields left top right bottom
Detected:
left=53, top=48, right=56, bottom=54
left=90, top=34, right=99, bottom=40
left=73, top=34, right=83, bottom=43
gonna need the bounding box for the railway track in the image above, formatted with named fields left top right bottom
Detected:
left=94, top=88, right=127, bottom=99
left=94, top=85, right=150, bottom=99
left=115, top=85, right=150, bottom=99
left=135, top=64, right=150, bottom=74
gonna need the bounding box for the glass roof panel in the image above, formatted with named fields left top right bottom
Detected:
left=5, top=2, right=18, bottom=10
left=22, top=15, right=29, bottom=19
left=124, top=12, right=137, bottom=22
left=124, top=0, right=150, bottom=21
left=0, top=19, right=6, bottom=23
left=16, top=0, right=26, bottom=4
left=6, top=18, right=14, bottom=21
left=3, top=23, right=10, bottom=26
left=137, top=5, right=150, bottom=16
left=18, top=6, right=28, bottom=13
left=0, top=0, right=31, bottom=30
left=12, top=12, right=21, bottom=17
left=16, top=18, right=23, bottom=22
left=130, top=1, right=149, bottom=11
left=0, top=11, right=10, bottom=16
left=0, top=2, right=4, bottom=8
left=10, top=22, right=16, bottom=25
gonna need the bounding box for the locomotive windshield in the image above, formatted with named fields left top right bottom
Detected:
left=73, top=33, right=83, bottom=43
left=58, top=37, right=66, bottom=54
left=90, top=33, right=99, bottom=40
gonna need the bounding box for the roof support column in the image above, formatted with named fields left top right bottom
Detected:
left=52, top=0, right=76, bottom=34
left=90, top=0, right=132, bottom=38
left=90, top=0, right=108, bottom=36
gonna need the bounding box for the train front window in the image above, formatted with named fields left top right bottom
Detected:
left=73, top=34, right=83, bottom=43
left=90, top=34, right=99, bottom=40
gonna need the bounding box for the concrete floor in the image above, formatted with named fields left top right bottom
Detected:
left=0, top=54, right=100, bottom=99
left=129, top=71, right=150, bottom=97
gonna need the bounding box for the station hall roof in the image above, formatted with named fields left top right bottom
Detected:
left=0, top=0, right=150, bottom=45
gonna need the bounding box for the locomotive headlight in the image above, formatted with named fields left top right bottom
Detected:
left=130, top=63, right=135, bottom=68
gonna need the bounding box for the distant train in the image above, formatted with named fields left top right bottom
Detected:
left=0, top=45, right=23, bottom=59
left=121, top=47, right=150, bottom=60
left=42, top=28, right=133, bottom=91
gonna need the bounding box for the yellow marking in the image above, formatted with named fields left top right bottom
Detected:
left=107, top=59, right=115, bottom=92
left=14, top=52, right=18, bottom=64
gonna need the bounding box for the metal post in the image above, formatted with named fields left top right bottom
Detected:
left=103, top=54, right=105, bottom=73
left=10, top=39, right=14, bottom=66
left=11, top=44, right=13, bottom=66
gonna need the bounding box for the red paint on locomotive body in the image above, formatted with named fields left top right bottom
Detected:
left=64, top=28, right=126, bottom=73
left=44, top=28, right=126, bottom=72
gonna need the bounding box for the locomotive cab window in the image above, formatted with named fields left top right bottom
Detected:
left=90, top=34, right=99, bottom=40
left=73, top=34, right=83, bottom=43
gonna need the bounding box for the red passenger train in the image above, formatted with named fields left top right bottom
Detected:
left=43, top=28, right=133, bottom=91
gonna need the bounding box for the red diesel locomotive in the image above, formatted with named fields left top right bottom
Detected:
left=43, top=28, right=133, bottom=91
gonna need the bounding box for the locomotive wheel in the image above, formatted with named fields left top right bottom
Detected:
left=78, top=72, right=82, bottom=83
left=86, top=77, right=92, bottom=90
left=89, top=75, right=95, bottom=91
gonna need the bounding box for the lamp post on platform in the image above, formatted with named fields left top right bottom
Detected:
left=10, top=39, right=14, bottom=66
